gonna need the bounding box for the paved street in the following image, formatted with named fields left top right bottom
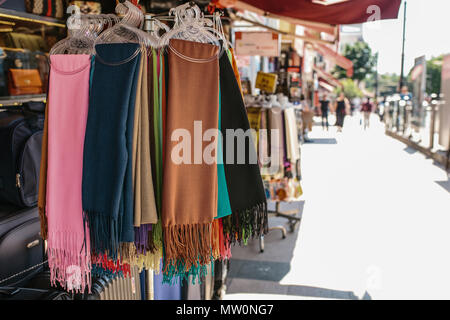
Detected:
left=225, top=114, right=450, bottom=300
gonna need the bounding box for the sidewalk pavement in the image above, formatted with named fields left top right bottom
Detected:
left=225, top=114, right=450, bottom=300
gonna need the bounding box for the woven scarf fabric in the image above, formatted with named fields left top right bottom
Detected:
left=152, top=49, right=162, bottom=213
left=37, top=98, right=49, bottom=240
left=259, top=109, right=270, bottom=176
left=266, top=107, right=284, bottom=178
left=216, top=86, right=232, bottom=219
left=133, top=48, right=158, bottom=227
left=284, top=108, right=300, bottom=162
left=46, top=54, right=92, bottom=292
left=146, top=49, right=163, bottom=266
left=131, top=49, right=160, bottom=272
left=120, top=46, right=141, bottom=247
left=228, top=47, right=244, bottom=96
left=82, top=43, right=141, bottom=259
left=162, top=39, right=219, bottom=273
left=219, top=53, right=268, bottom=244
left=132, top=52, right=144, bottom=226
left=218, top=218, right=231, bottom=260
left=281, top=111, right=289, bottom=167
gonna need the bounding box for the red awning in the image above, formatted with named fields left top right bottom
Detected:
left=319, top=80, right=336, bottom=92
left=236, top=0, right=401, bottom=25
left=314, top=43, right=353, bottom=77
left=313, top=66, right=342, bottom=88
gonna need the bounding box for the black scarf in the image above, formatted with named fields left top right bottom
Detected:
left=219, top=53, right=268, bottom=244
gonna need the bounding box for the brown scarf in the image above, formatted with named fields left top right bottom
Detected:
left=162, top=39, right=219, bottom=273
left=38, top=99, right=49, bottom=240
left=132, top=49, right=158, bottom=227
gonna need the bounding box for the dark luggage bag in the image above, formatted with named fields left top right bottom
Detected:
left=0, top=205, right=45, bottom=287
left=0, top=102, right=44, bottom=207
left=0, top=287, right=71, bottom=300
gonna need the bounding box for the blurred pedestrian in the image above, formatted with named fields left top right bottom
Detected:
left=320, top=93, right=330, bottom=130
left=334, top=92, right=350, bottom=132
left=379, top=96, right=386, bottom=122
left=352, top=96, right=362, bottom=115
left=400, top=86, right=412, bottom=101
left=361, top=97, right=373, bottom=129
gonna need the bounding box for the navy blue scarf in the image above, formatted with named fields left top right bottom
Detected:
left=82, top=43, right=141, bottom=258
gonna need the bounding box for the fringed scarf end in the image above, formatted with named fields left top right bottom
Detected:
left=223, top=201, right=268, bottom=245
left=84, top=210, right=119, bottom=260
left=47, top=231, right=92, bottom=294
left=162, top=223, right=212, bottom=274
left=92, top=253, right=131, bottom=278
left=161, top=260, right=210, bottom=286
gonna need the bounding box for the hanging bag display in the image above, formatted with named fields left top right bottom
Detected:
left=25, top=0, right=65, bottom=19
left=0, top=205, right=45, bottom=288
left=8, top=69, right=43, bottom=96
left=0, top=103, right=45, bottom=207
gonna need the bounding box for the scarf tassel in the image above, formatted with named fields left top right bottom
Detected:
left=91, top=253, right=131, bottom=278
left=47, top=230, right=92, bottom=294
left=134, top=224, right=154, bottom=255
left=211, top=219, right=221, bottom=260
left=163, top=223, right=212, bottom=275
left=118, top=241, right=162, bottom=273
left=218, top=219, right=231, bottom=260
left=131, top=250, right=162, bottom=273
left=84, top=211, right=119, bottom=261
left=223, top=202, right=268, bottom=245
left=162, top=260, right=210, bottom=286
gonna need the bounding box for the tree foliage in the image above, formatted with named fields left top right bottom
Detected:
left=334, top=79, right=363, bottom=100
left=334, top=42, right=376, bottom=82
left=366, top=72, right=400, bottom=96
left=426, top=55, right=442, bottom=95
left=405, top=55, right=443, bottom=95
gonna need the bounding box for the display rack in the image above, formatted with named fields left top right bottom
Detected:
left=0, top=94, right=46, bottom=107
left=259, top=201, right=302, bottom=253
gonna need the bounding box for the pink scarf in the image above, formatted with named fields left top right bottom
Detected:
left=46, top=55, right=91, bottom=292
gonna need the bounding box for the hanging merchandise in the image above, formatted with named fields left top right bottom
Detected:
left=37, top=1, right=268, bottom=296
left=83, top=42, right=142, bottom=261
left=219, top=52, right=268, bottom=245
left=69, top=1, right=102, bottom=14
left=39, top=10, right=115, bottom=292
left=244, top=93, right=303, bottom=202
left=284, top=107, right=300, bottom=162
left=162, top=39, right=220, bottom=280
left=132, top=50, right=159, bottom=268
left=25, top=0, right=65, bottom=19
left=266, top=105, right=284, bottom=178
left=46, top=54, right=92, bottom=292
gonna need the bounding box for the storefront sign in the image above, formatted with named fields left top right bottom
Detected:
left=235, top=32, right=280, bottom=57
left=255, top=72, right=278, bottom=93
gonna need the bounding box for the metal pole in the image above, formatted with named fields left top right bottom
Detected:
left=399, top=1, right=407, bottom=91
left=375, top=52, right=379, bottom=101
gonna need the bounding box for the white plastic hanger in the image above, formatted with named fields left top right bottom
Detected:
left=157, top=3, right=221, bottom=49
